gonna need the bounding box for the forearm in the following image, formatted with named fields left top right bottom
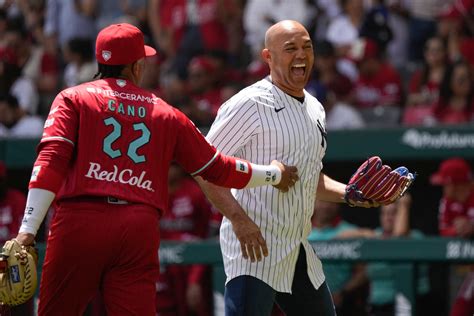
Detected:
left=197, top=154, right=282, bottom=189
left=393, top=203, right=410, bottom=237
left=195, top=177, right=252, bottom=224
left=20, top=141, right=72, bottom=235
left=316, top=173, right=346, bottom=203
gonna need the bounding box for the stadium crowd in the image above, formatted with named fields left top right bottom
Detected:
left=0, top=0, right=472, bottom=135
left=0, top=0, right=473, bottom=315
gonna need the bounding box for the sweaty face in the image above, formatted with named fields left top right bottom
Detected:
left=265, top=27, right=314, bottom=96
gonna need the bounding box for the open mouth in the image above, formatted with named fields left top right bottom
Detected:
left=291, top=63, right=306, bottom=77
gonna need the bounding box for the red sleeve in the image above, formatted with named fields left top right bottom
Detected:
left=29, top=141, right=74, bottom=193
left=41, top=89, right=79, bottom=147
left=173, top=110, right=252, bottom=188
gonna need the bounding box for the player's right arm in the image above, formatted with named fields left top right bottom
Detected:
left=195, top=177, right=268, bottom=262
left=172, top=109, right=298, bottom=192
left=16, top=90, right=79, bottom=246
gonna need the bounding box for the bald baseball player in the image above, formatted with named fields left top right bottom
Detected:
left=197, top=20, right=370, bottom=316
left=14, top=23, right=298, bottom=315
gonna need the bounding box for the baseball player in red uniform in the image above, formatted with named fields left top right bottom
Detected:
left=14, top=23, right=298, bottom=316
left=430, top=158, right=474, bottom=238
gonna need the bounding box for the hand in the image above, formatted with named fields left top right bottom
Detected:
left=186, top=283, right=203, bottom=312
left=232, top=214, right=268, bottom=262
left=271, top=160, right=299, bottom=192
left=15, top=232, right=35, bottom=246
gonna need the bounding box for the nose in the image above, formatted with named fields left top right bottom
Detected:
left=296, top=47, right=306, bottom=59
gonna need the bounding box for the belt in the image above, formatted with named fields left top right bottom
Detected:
left=60, top=195, right=130, bottom=205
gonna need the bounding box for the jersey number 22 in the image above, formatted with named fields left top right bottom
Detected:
left=102, top=117, right=150, bottom=163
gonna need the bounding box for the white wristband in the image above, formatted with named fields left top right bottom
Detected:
left=245, top=163, right=282, bottom=188
left=19, top=188, right=55, bottom=235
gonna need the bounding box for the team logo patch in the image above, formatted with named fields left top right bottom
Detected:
left=30, top=166, right=41, bottom=182
left=102, top=50, right=112, bottom=61
left=116, top=79, right=126, bottom=87
left=10, top=265, right=20, bottom=283
left=236, top=160, right=249, bottom=174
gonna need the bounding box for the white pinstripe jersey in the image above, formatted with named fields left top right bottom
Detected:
left=206, top=78, right=327, bottom=293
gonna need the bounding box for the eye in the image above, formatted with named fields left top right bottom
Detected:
left=285, top=47, right=296, bottom=52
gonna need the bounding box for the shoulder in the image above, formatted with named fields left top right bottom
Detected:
left=219, top=80, right=274, bottom=113
left=305, top=91, right=325, bottom=113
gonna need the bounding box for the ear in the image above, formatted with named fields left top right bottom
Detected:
left=132, top=61, right=141, bottom=76
left=261, top=48, right=271, bottom=64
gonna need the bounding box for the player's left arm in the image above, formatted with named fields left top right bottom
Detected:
left=16, top=90, right=78, bottom=246
left=316, top=172, right=347, bottom=203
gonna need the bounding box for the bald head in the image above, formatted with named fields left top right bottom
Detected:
left=264, top=20, right=309, bottom=49
left=261, top=20, right=313, bottom=97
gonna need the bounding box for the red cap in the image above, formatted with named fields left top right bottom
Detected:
left=430, top=158, right=473, bottom=185
left=348, top=38, right=379, bottom=63
left=95, top=23, right=156, bottom=65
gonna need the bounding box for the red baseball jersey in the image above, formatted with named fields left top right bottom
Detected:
left=40, top=78, right=218, bottom=214
left=438, top=191, right=474, bottom=236
left=353, top=63, right=402, bottom=109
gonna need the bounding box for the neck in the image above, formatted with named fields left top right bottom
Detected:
left=269, top=76, right=305, bottom=97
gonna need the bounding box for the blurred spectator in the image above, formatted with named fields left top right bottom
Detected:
left=76, top=0, right=140, bottom=31
left=406, top=0, right=445, bottom=63
left=156, top=164, right=215, bottom=316
left=359, top=0, right=393, bottom=53
left=243, top=0, right=314, bottom=59
left=385, top=0, right=410, bottom=70
left=0, top=94, right=43, bottom=138
left=307, top=39, right=353, bottom=103
left=0, top=18, right=39, bottom=114
left=340, top=194, right=431, bottom=316
left=186, top=55, right=224, bottom=125
left=437, top=0, right=474, bottom=66
left=432, top=61, right=473, bottom=124
left=450, top=271, right=474, bottom=316
left=312, top=0, right=342, bottom=40
left=403, top=36, right=448, bottom=126
left=348, top=37, right=403, bottom=127
left=430, top=158, right=474, bottom=238
left=148, top=0, right=241, bottom=79
left=44, top=0, right=96, bottom=48
left=0, top=161, right=25, bottom=243
left=311, top=84, right=365, bottom=130
left=308, top=200, right=369, bottom=316
left=326, top=0, right=366, bottom=56
left=22, top=16, right=60, bottom=116
left=62, top=37, right=96, bottom=87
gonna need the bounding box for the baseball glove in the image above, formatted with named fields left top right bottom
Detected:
left=0, top=239, right=38, bottom=306
left=345, top=156, right=415, bottom=207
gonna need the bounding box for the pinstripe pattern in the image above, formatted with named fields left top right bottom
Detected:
left=206, top=78, right=327, bottom=293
